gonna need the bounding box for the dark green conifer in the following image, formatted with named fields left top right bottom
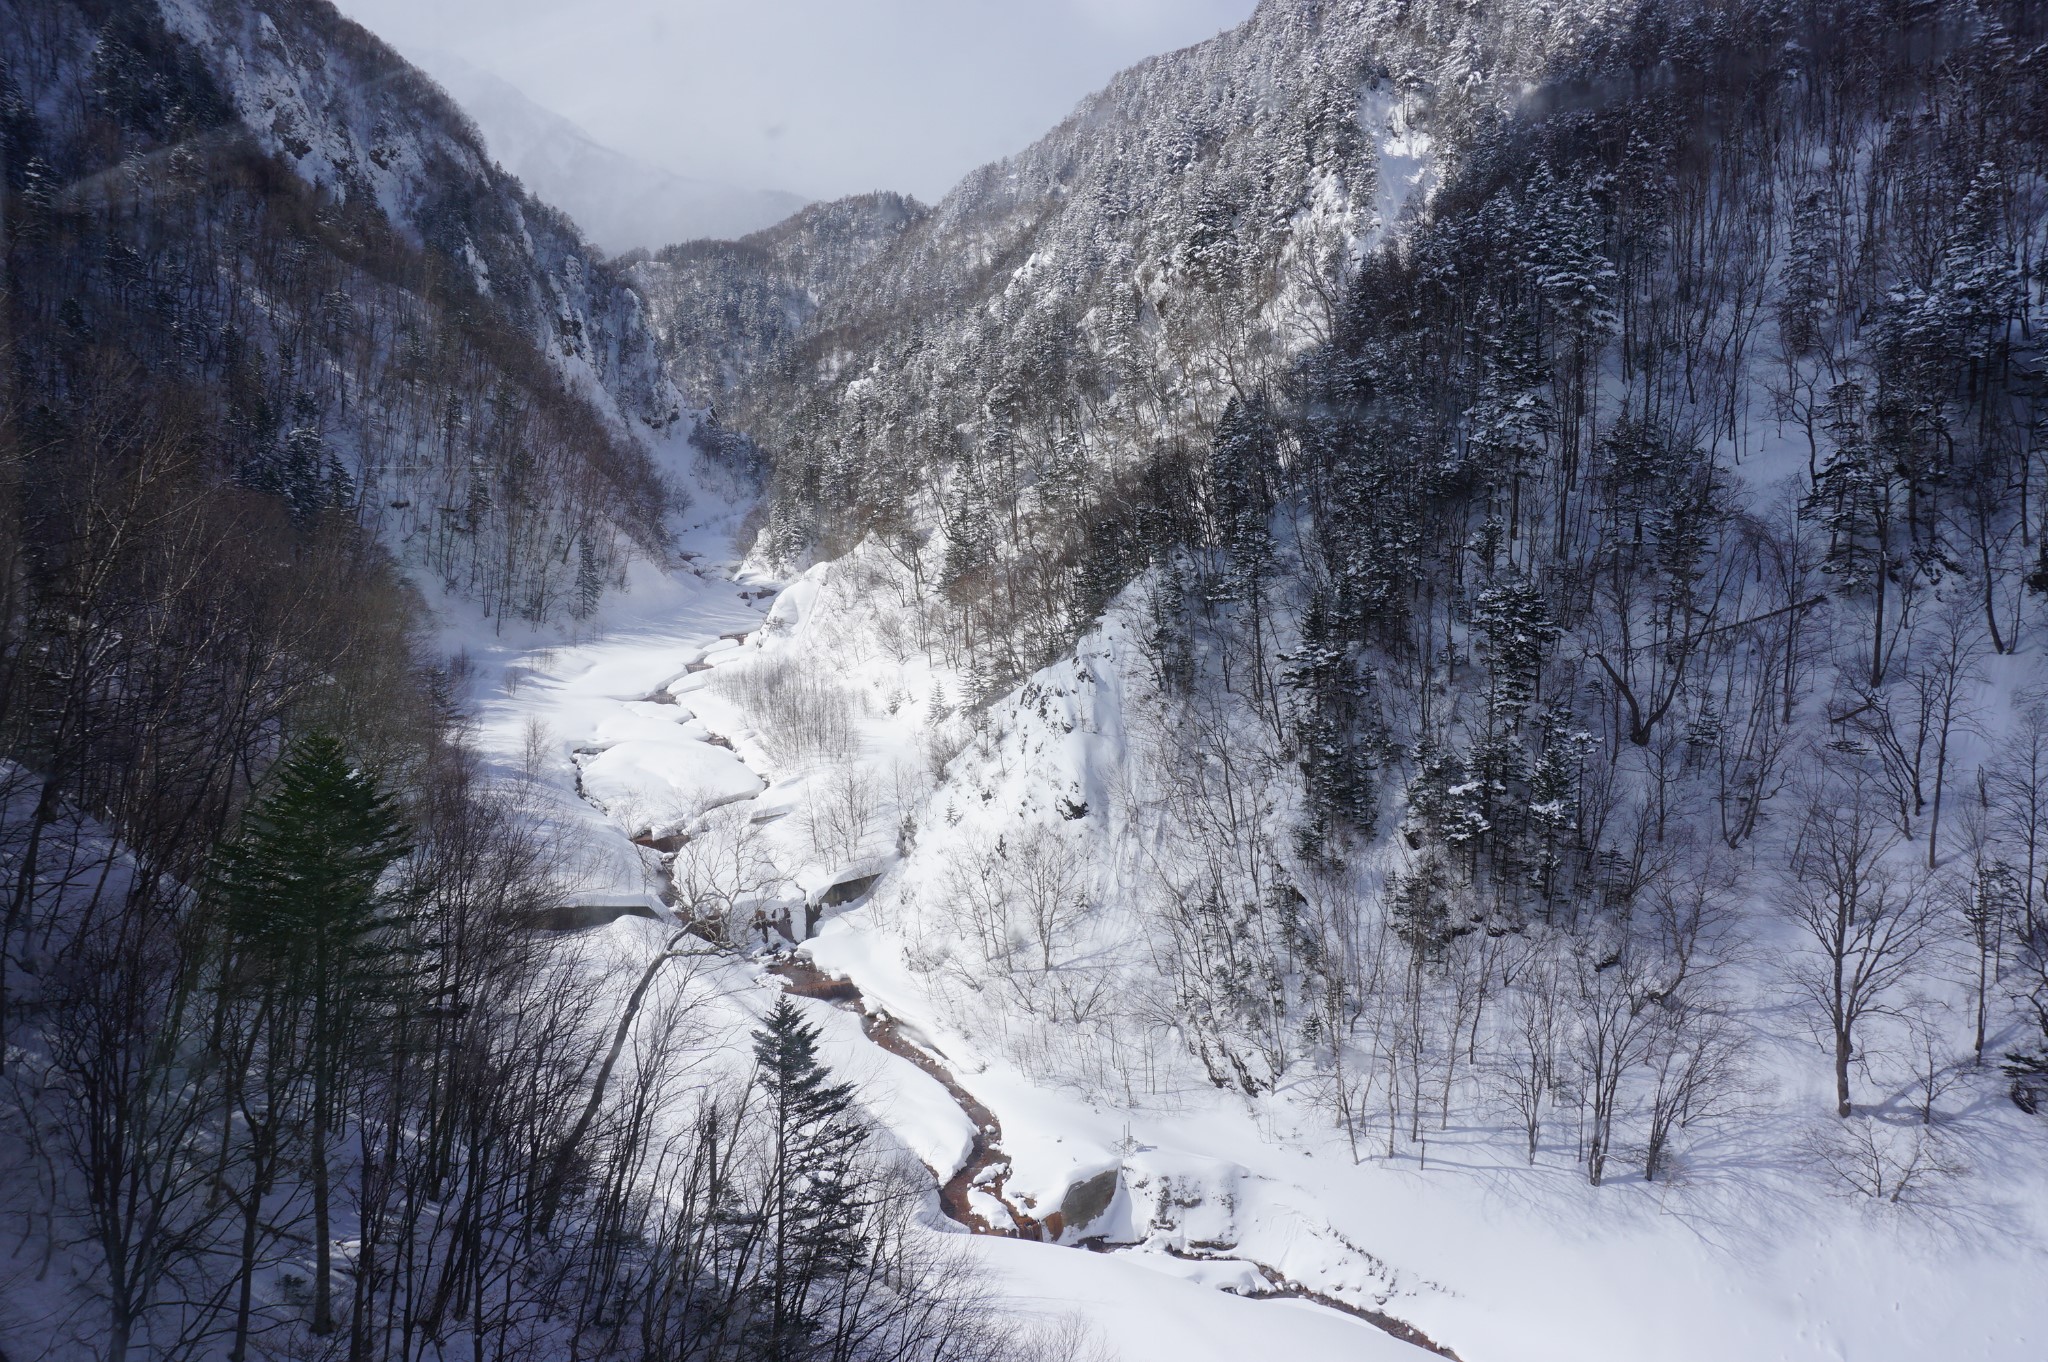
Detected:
left=214, top=733, right=411, bottom=1336
left=750, top=998, right=871, bottom=1361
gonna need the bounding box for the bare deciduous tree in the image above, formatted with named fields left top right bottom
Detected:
left=1005, top=824, right=1089, bottom=972
left=1784, top=773, right=1937, bottom=1116
left=1641, top=988, right=1747, bottom=1181
left=1908, top=601, right=1985, bottom=868
left=672, top=802, right=787, bottom=945
left=1987, top=702, right=2048, bottom=947
left=1566, top=940, right=1659, bottom=1185
left=802, top=759, right=887, bottom=873
left=1802, top=1119, right=1969, bottom=1208
left=1494, top=941, right=1562, bottom=1163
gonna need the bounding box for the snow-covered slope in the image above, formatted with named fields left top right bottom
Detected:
left=3, top=0, right=700, bottom=623
left=158, top=0, right=683, bottom=436
left=628, top=192, right=928, bottom=408
left=467, top=521, right=2048, bottom=1361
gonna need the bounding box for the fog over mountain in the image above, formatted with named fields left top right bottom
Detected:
left=332, top=0, right=1261, bottom=202
left=415, top=49, right=809, bottom=254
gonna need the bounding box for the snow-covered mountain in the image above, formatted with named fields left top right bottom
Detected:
left=412, top=50, right=809, bottom=256
left=5, top=0, right=695, bottom=624
left=155, top=0, right=682, bottom=435
left=615, top=1, right=2048, bottom=1357
left=628, top=191, right=927, bottom=409
left=653, top=0, right=1580, bottom=666
left=6, top=2, right=2048, bottom=1361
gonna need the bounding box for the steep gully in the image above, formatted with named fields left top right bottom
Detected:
left=562, top=580, right=1461, bottom=1362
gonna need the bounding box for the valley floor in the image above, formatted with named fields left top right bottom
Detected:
left=461, top=498, right=2046, bottom=1362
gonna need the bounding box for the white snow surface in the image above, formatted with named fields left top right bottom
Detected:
left=450, top=451, right=2047, bottom=1362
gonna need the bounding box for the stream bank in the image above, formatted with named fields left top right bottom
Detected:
left=764, top=954, right=1461, bottom=1360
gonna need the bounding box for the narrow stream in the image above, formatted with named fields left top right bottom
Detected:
left=767, top=953, right=1048, bottom=1238
left=764, top=952, right=1462, bottom=1360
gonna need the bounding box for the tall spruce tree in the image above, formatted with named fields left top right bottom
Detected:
left=750, top=999, right=872, bottom=1361
left=1208, top=394, right=1278, bottom=600
left=213, top=734, right=412, bottom=1337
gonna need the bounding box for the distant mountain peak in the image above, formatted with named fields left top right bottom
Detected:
left=413, top=49, right=809, bottom=255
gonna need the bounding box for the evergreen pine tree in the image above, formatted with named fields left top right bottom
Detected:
left=941, top=464, right=997, bottom=600
left=1932, top=160, right=2022, bottom=367
left=574, top=533, right=605, bottom=621
left=1287, top=590, right=1379, bottom=863
left=1208, top=394, right=1278, bottom=599
left=1403, top=737, right=1490, bottom=853
left=1472, top=573, right=1560, bottom=727
left=750, top=999, right=872, bottom=1361
left=240, top=395, right=343, bottom=522
left=1390, top=849, right=1458, bottom=956
left=1521, top=166, right=1618, bottom=340
left=1464, top=300, right=1551, bottom=541
left=213, top=734, right=412, bottom=1336
left=1805, top=380, right=1907, bottom=686
left=1778, top=189, right=1839, bottom=356
left=1528, top=711, right=1590, bottom=906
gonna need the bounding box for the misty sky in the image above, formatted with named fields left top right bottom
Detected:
left=333, top=0, right=1261, bottom=204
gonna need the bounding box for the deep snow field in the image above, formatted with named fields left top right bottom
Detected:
left=429, top=435, right=2048, bottom=1362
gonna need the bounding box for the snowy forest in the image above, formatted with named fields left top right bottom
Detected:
left=3, top=1, right=2048, bottom=1360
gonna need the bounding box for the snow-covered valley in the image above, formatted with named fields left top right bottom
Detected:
left=453, top=464, right=2045, bottom=1362
left=7, top=2, right=2048, bottom=1359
